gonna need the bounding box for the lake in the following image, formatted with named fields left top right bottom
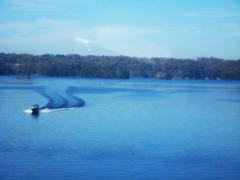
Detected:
left=0, top=76, right=240, bottom=179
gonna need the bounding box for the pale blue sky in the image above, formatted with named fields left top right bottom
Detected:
left=0, top=0, right=240, bottom=59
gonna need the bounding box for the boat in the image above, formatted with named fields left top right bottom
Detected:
left=31, top=104, right=40, bottom=116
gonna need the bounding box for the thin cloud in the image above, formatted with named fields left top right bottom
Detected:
left=0, top=18, right=201, bottom=57
left=183, top=11, right=240, bottom=18
left=94, top=26, right=162, bottom=38
left=226, top=32, right=240, bottom=37
left=223, top=22, right=239, bottom=28
left=0, top=18, right=163, bottom=39
left=222, top=23, right=240, bottom=37
left=8, top=0, right=78, bottom=12
left=74, top=37, right=90, bottom=44
left=0, top=22, right=31, bottom=31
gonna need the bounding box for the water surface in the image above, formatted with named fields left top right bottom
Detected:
left=0, top=76, right=240, bottom=179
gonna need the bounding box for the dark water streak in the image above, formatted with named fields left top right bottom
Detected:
left=0, top=86, right=85, bottom=110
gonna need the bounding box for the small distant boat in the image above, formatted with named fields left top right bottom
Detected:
left=31, top=104, right=40, bottom=115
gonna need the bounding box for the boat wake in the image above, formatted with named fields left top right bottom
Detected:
left=26, top=87, right=85, bottom=115
left=37, top=87, right=85, bottom=110
left=24, top=107, right=74, bottom=114
left=0, top=85, right=85, bottom=115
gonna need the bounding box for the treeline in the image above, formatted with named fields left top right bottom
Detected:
left=0, top=53, right=240, bottom=80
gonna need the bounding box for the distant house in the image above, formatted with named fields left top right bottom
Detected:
left=155, top=72, right=166, bottom=79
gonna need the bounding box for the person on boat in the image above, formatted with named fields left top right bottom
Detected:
left=31, top=104, right=40, bottom=116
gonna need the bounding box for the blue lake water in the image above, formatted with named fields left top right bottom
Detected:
left=0, top=76, right=240, bottom=179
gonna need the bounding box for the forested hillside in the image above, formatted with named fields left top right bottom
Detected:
left=0, top=53, right=240, bottom=80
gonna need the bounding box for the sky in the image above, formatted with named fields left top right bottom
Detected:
left=0, top=0, right=240, bottom=59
